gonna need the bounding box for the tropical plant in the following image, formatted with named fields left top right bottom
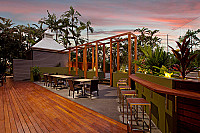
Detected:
left=39, top=10, right=61, bottom=41
left=133, top=57, right=151, bottom=74
left=179, top=29, right=200, bottom=50
left=139, top=45, right=169, bottom=74
left=31, top=66, right=40, bottom=76
left=86, top=21, right=94, bottom=42
left=31, top=66, right=40, bottom=81
left=134, top=27, right=161, bottom=48
left=169, top=37, right=198, bottom=79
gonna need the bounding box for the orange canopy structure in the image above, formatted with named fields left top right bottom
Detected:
left=66, top=32, right=137, bottom=86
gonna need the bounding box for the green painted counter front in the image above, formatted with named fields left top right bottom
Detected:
left=86, top=71, right=105, bottom=79
left=30, top=67, right=69, bottom=81
left=113, top=71, right=128, bottom=87
left=135, top=73, right=176, bottom=133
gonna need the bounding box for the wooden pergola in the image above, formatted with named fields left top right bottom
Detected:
left=67, top=32, right=137, bottom=86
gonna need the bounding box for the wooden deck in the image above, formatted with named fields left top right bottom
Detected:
left=0, top=78, right=127, bottom=133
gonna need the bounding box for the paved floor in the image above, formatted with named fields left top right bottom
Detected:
left=36, top=81, right=162, bottom=133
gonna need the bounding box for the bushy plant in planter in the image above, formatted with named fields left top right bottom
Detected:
left=134, top=45, right=169, bottom=76
left=31, top=66, right=40, bottom=81
left=169, top=37, right=198, bottom=79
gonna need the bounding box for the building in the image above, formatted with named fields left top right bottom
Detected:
left=13, top=30, right=68, bottom=81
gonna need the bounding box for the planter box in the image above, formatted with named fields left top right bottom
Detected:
left=86, top=71, right=105, bottom=79
left=30, top=67, right=69, bottom=81
left=113, top=71, right=128, bottom=87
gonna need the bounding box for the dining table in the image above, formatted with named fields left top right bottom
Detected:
left=49, top=75, right=74, bottom=88
left=74, top=78, right=95, bottom=96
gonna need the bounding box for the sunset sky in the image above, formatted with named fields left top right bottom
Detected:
left=1, top=0, right=200, bottom=49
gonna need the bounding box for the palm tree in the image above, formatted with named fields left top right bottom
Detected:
left=62, top=6, right=82, bottom=46
left=179, top=29, right=200, bottom=50
left=134, top=27, right=149, bottom=46
left=86, top=21, right=94, bottom=42
left=32, top=22, right=45, bottom=42
left=39, top=10, right=61, bottom=41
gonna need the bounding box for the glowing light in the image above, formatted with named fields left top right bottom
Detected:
left=165, top=72, right=172, bottom=78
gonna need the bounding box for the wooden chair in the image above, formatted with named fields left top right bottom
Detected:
left=85, top=80, right=99, bottom=98
left=67, top=79, right=82, bottom=98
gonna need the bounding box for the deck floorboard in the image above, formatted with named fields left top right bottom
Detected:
left=0, top=78, right=127, bottom=133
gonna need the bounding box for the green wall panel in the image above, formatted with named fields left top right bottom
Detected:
left=135, top=73, right=176, bottom=133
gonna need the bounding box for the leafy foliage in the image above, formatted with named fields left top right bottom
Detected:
left=139, top=45, right=169, bottom=74
left=178, top=29, right=200, bottom=50
left=134, top=27, right=161, bottom=48
left=169, top=37, right=198, bottom=79
left=31, top=66, right=40, bottom=76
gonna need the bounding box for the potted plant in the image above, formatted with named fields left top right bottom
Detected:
left=31, top=66, right=40, bottom=81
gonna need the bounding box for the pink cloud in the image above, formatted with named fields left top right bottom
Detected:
left=0, top=1, right=66, bottom=14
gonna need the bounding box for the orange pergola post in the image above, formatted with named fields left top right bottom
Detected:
left=103, top=44, right=105, bottom=77
left=76, top=47, right=78, bottom=75
left=92, top=47, right=94, bottom=69
left=128, top=33, right=132, bottom=86
left=134, top=36, right=138, bottom=73
left=117, top=41, right=120, bottom=71
left=110, top=38, right=113, bottom=86
left=95, top=42, right=98, bottom=77
left=68, top=49, right=71, bottom=74
left=84, top=46, right=87, bottom=78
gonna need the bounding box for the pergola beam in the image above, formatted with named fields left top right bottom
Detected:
left=68, top=49, right=71, bottom=74
left=117, top=41, right=120, bottom=71
left=64, top=32, right=138, bottom=88
left=95, top=42, right=98, bottom=77
left=92, top=47, right=95, bottom=69
left=134, top=36, right=138, bottom=73
left=110, top=38, right=113, bottom=86
left=103, top=44, right=106, bottom=77
left=76, top=47, right=78, bottom=75
left=84, top=46, right=87, bottom=78
left=128, top=33, right=132, bottom=86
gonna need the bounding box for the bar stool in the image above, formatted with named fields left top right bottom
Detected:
left=118, top=78, right=128, bottom=82
left=118, top=86, right=131, bottom=103
left=120, top=90, right=138, bottom=123
left=127, top=98, right=151, bottom=132
left=117, top=81, right=127, bottom=87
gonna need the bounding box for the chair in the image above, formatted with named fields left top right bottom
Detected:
left=43, top=74, right=49, bottom=86
left=47, top=75, right=54, bottom=87
left=53, top=77, right=64, bottom=90
left=0, top=74, right=4, bottom=86
left=67, top=79, right=82, bottom=98
left=85, top=80, right=99, bottom=98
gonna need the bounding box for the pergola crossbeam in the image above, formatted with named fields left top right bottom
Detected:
left=65, top=32, right=138, bottom=87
